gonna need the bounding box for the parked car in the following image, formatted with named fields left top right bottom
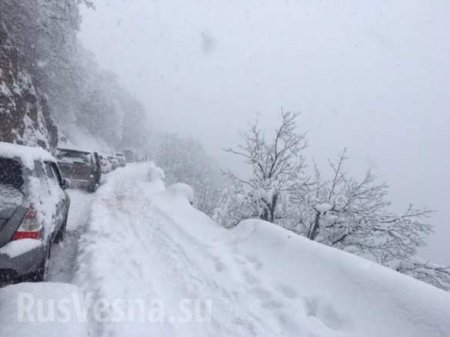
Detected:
left=123, top=149, right=137, bottom=162
left=115, top=153, right=126, bottom=167
left=56, top=148, right=101, bottom=192
left=0, top=142, right=70, bottom=282
left=108, top=155, right=119, bottom=170
left=99, top=154, right=112, bottom=174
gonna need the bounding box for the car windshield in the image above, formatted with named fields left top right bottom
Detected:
left=57, top=149, right=90, bottom=163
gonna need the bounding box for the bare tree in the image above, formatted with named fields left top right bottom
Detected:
left=221, top=116, right=450, bottom=291
left=224, top=111, right=307, bottom=223
left=286, top=150, right=450, bottom=291
left=213, top=180, right=257, bottom=228
left=290, top=149, right=433, bottom=263
left=392, top=259, right=450, bottom=291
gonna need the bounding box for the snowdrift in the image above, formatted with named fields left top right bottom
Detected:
left=0, top=282, right=89, bottom=337
left=229, top=219, right=450, bottom=337
left=73, top=163, right=450, bottom=337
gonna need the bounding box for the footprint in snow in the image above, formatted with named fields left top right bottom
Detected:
left=250, top=285, right=286, bottom=311
left=276, top=284, right=298, bottom=300
left=242, top=270, right=261, bottom=285
left=251, top=286, right=273, bottom=300
left=303, top=296, right=349, bottom=331
left=244, top=255, right=263, bottom=271
left=214, top=259, right=225, bottom=272
left=233, top=256, right=247, bottom=265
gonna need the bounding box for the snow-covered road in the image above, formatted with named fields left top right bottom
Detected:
left=1, top=163, right=450, bottom=337
left=74, top=164, right=257, bottom=337
left=48, top=189, right=95, bottom=283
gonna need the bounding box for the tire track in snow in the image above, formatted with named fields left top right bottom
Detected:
left=48, top=189, right=95, bottom=283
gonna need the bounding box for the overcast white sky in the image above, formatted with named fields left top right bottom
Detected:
left=79, top=0, right=450, bottom=264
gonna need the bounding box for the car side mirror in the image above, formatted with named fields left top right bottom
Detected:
left=61, top=178, right=69, bottom=190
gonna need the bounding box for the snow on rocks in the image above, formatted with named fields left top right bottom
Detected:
left=0, top=282, right=89, bottom=337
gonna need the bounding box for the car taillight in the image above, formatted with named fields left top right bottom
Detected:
left=12, top=208, right=42, bottom=240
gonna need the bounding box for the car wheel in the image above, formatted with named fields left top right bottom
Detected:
left=23, top=248, right=50, bottom=282
left=87, top=182, right=97, bottom=193
left=54, top=214, right=68, bottom=244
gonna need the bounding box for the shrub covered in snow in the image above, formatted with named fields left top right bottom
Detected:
left=167, top=183, right=194, bottom=205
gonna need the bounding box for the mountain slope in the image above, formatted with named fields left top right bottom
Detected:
left=0, top=24, right=57, bottom=148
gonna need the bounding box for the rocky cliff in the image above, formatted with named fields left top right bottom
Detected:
left=0, top=1, right=150, bottom=153
left=0, top=24, right=57, bottom=149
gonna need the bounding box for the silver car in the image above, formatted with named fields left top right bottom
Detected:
left=0, top=142, right=70, bottom=283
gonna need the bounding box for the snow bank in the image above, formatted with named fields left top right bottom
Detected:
left=0, top=141, right=55, bottom=169
left=73, top=163, right=450, bottom=337
left=166, top=182, right=194, bottom=204
left=0, top=283, right=89, bottom=337
left=148, top=164, right=165, bottom=182
left=228, top=219, right=450, bottom=337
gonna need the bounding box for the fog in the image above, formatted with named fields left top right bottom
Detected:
left=79, top=0, right=450, bottom=264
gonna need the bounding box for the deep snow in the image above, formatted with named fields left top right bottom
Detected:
left=0, top=282, right=89, bottom=337
left=74, top=163, right=450, bottom=337
left=1, top=163, right=449, bottom=337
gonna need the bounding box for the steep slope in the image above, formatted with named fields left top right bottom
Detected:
left=74, top=163, right=450, bottom=337
left=0, top=24, right=57, bottom=148
left=0, top=1, right=150, bottom=152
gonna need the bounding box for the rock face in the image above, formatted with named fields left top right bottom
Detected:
left=0, top=1, right=149, bottom=153
left=0, top=24, right=57, bottom=149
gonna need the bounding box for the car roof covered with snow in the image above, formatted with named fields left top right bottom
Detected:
left=0, top=141, right=56, bottom=169
left=57, top=148, right=92, bottom=155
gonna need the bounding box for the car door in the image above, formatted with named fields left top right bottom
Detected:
left=44, top=162, right=68, bottom=234
left=93, top=152, right=102, bottom=183
left=50, top=163, right=70, bottom=216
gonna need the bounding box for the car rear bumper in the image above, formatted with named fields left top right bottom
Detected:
left=0, top=244, right=46, bottom=281
left=67, top=178, right=95, bottom=188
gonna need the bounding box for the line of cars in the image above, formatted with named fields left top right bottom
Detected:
left=100, top=152, right=126, bottom=173
left=56, top=149, right=127, bottom=192
left=0, top=142, right=130, bottom=284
